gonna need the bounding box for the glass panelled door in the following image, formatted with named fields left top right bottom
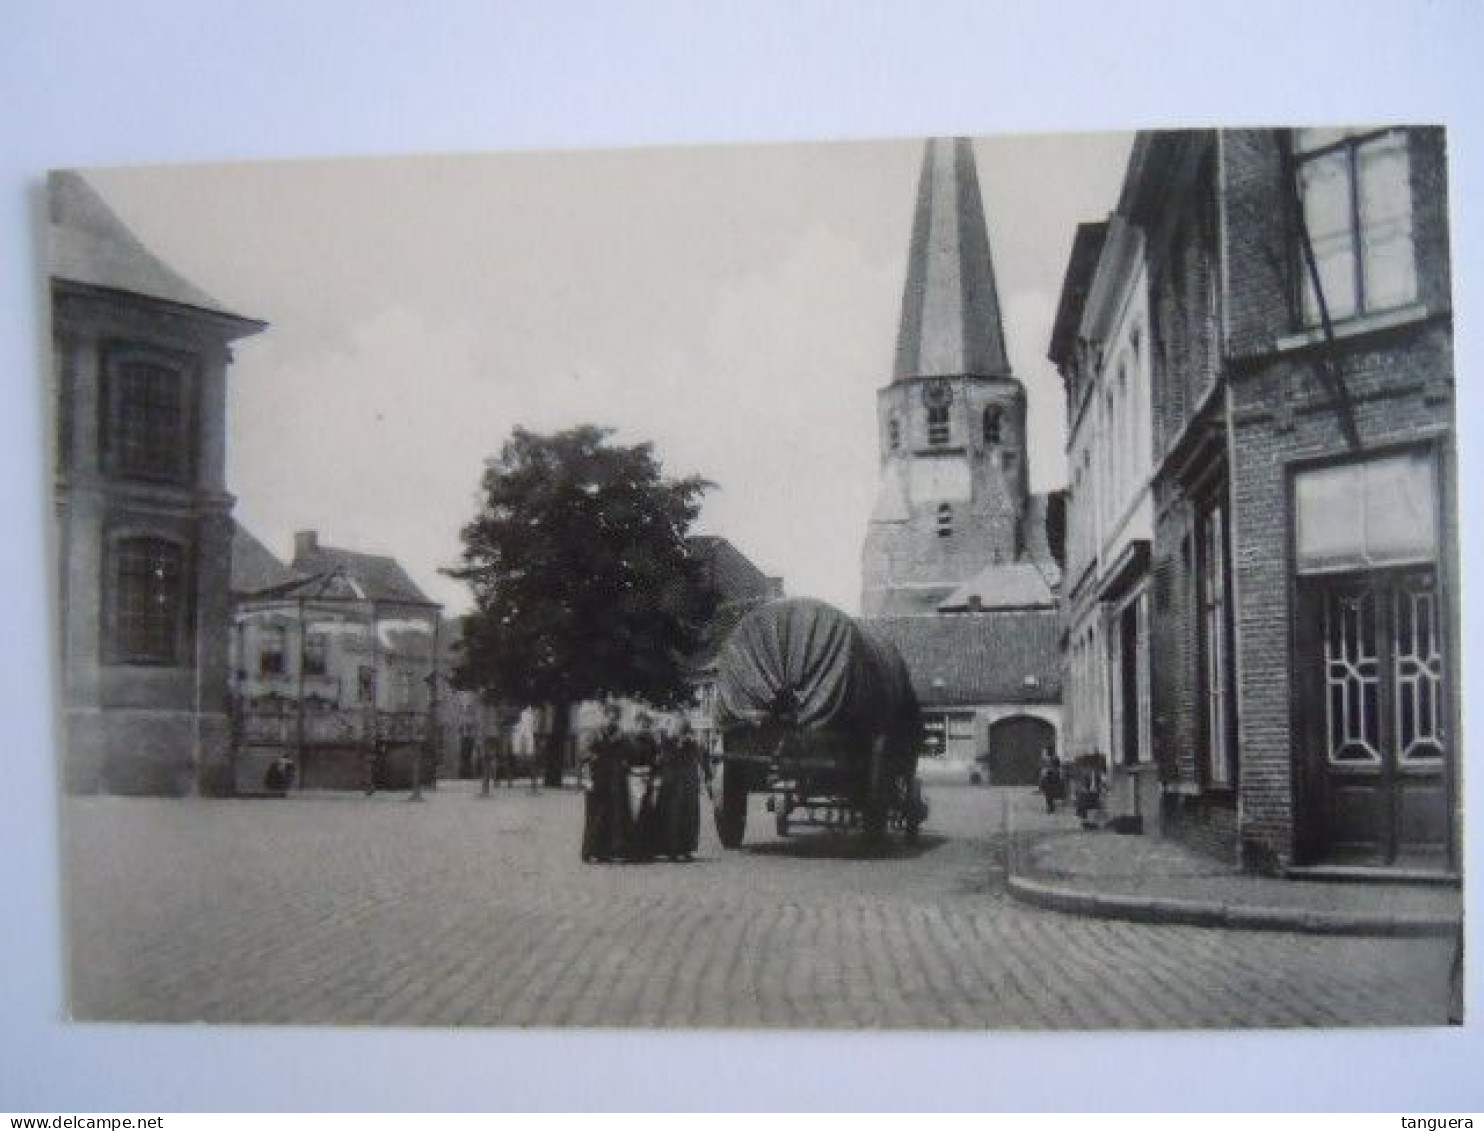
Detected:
left=1311, top=568, right=1451, bottom=866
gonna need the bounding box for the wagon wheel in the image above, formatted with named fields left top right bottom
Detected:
left=715, top=760, right=748, bottom=849
left=861, top=742, right=888, bottom=846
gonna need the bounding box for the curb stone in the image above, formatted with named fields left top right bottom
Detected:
left=1002, top=795, right=1459, bottom=937
left=1006, top=871, right=1460, bottom=937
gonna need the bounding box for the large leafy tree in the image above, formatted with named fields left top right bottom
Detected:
left=447, top=425, right=716, bottom=786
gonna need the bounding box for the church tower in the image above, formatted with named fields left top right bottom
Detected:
left=862, top=138, right=1034, bottom=617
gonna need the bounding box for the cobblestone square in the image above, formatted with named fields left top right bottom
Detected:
left=63, top=783, right=1455, bottom=1029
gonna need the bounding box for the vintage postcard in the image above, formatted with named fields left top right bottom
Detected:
left=51, top=128, right=1462, bottom=1029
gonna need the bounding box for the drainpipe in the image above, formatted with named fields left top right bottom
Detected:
left=1278, top=129, right=1361, bottom=451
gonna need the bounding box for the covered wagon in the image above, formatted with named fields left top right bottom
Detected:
left=712, top=597, right=927, bottom=847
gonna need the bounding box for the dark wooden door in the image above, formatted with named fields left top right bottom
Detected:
left=1303, top=568, right=1451, bottom=867
left=988, top=715, right=1054, bottom=786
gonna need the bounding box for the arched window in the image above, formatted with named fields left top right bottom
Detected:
left=110, top=535, right=186, bottom=665
left=888, top=416, right=901, bottom=451
left=936, top=503, right=953, bottom=538
left=983, top=405, right=1002, bottom=444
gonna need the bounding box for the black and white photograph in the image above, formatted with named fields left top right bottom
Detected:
left=49, top=125, right=1462, bottom=1030
left=5, top=0, right=1482, bottom=1115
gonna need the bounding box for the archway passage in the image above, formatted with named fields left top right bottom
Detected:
left=987, top=715, right=1055, bottom=785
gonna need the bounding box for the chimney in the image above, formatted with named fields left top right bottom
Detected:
left=765, top=576, right=785, bottom=600
left=293, top=530, right=319, bottom=563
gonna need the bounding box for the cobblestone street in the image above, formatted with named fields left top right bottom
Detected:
left=64, top=783, right=1455, bottom=1029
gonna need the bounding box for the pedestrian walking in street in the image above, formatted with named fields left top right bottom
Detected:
left=263, top=754, right=295, bottom=796
left=1038, top=747, right=1063, bottom=814
left=363, top=737, right=385, bottom=796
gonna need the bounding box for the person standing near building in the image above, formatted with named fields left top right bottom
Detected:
left=1038, top=747, right=1063, bottom=814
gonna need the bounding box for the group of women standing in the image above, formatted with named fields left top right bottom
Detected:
left=580, top=706, right=705, bottom=863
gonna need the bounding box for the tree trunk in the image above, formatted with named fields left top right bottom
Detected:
left=545, top=700, right=571, bottom=788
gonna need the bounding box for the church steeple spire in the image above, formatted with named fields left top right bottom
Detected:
left=893, top=137, right=1012, bottom=381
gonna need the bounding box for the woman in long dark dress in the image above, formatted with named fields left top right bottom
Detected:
left=581, top=705, right=631, bottom=862
left=655, top=720, right=702, bottom=860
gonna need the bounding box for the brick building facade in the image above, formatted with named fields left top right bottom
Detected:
left=1054, top=127, right=1457, bottom=873
left=1221, top=127, right=1457, bottom=872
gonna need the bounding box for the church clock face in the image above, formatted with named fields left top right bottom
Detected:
left=921, top=378, right=953, bottom=408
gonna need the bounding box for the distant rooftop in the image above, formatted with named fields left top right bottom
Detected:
left=867, top=610, right=1062, bottom=706
left=230, top=523, right=306, bottom=596
left=286, top=530, right=438, bottom=606
left=937, top=559, right=1056, bottom=614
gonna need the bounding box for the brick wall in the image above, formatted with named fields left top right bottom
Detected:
left=1227, top=324, right=1456, bottom=867
left=1222, top=125, right=1456, bottom=869
left=1145, top=134, right=1220, bottom=797
left=1160, top=793, right=1239, bottom=866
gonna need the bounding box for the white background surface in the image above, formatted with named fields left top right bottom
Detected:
left=2, top=0, right=1480, bottom=1112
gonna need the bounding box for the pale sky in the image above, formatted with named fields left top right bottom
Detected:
left=87, top=133, right=1133, bottom=615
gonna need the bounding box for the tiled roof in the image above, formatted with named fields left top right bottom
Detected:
left=865, top=610, right=1062, bottom=706
left=937, top=559, right=1056, bottom=613
left=1048, top=221, right=1109, bottom=371
left=291, top=544, right=437, bottom=606
left=49, top=171, right=261, bottom=328
left=686, top=535, right=781, bottom=669
left=687, top=535, right=776, bottom=604
left=864, top=584, right=958, bottom=618
left=230, top=524, right=307, bottom=596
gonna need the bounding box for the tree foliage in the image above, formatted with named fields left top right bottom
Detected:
left=447, top=426, right=717, bottom=718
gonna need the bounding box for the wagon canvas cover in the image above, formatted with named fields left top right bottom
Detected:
left=714, top=598, right=919, bottom=747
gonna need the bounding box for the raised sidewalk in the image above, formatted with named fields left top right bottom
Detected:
left=1003, top=788, right=1462, bottom=938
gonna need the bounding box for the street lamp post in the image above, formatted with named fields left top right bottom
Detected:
left=412, top=613, right=439, bottom=803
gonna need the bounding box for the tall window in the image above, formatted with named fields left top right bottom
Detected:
left=927, top=403, right=950, bottom=446
left=1199, top=506, right=1234, bottom=786
left=54, top=337, right=71, bottom=475
left=108, top=358, right=190, bottom=483
left=303, top=629, right=328, bottom=677
left=1294, top=128, right=1417, bottom=325
left=982, top=406, right=1002, bottom=444
left=111, top=536, right=185, bottom=665
left=936, top=503, right=953, bottom=538
left=259, top=625, right=287, bottom=675
left=888, top=416, right=901, bottom=451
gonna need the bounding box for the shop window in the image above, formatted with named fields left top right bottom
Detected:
left=1295, top=450, right=1437, bottom=574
